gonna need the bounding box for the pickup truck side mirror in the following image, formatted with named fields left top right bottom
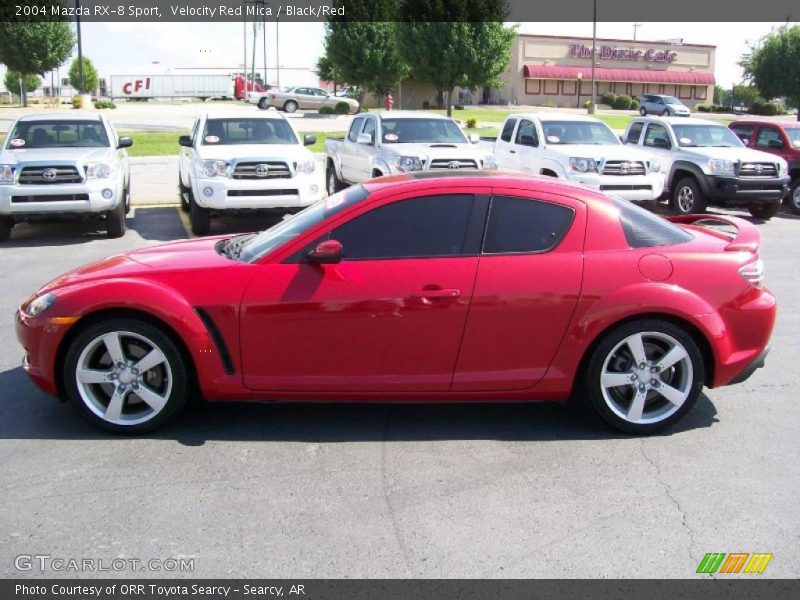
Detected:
left=652, top=137, right=671, bottom=149
left=619, top=135, right=626, bottom=143
left=469, top=133, right=480, bottom=144
left=178, top=135, right=193, bottom=148
left=356, top=133, right=373, bottom=145
left=117, top=136, right=133, bottom=149
left=307, top=239, right=342, bottom=264
left=767, top=139, right=784, bottom=149
left=304, top=134, right=317, bottom=146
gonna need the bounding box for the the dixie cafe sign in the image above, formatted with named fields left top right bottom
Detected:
left=570, top=43, right=677, bottom=63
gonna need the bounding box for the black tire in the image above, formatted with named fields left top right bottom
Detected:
left=124, top=180, right=131, bottom=215
left=63, top=317, right=190, bottom=434
left=257, top=97, right=268, bottom=110
left=584, top=319, right=704, bottom=435
left=663, top=108, right=671, bottom=117
left=749, top=199, right=781, bottom=220
left=189, top=193, right=211, bottom=236
left=785, top=179, right=800, bottom=215
left=284, top=100, right=298, bottom=113
left=0, top=217, right=12, bottom=242
left=670, top=176, right=707, bottom=215
left=639, top=107, right=647, bottom=116
left=179, top=176, right=190, bottom=213
left=326, top=163, right=345, bottom=195
left=106, top=200, right=126, bottom=238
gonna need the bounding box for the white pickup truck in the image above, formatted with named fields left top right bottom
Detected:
left=494, top=113, right=665, bottom=204
left=178, top=111, right=322, bottom=235
left=0, top=113, right=132, bottom=241
left=324, top=111, right=496, bottom=194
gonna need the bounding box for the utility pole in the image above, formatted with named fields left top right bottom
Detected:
left=242, top=0, right=247, bottom=99
left=632, top=23, right=642, bottom=42
left=276, top=17, right=281, bottom=88
left=589, top=0, right=597, bottom=114
left=262, top=10, right=268, bottom=86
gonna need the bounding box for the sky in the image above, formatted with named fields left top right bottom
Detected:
left=1, top=21, right=788, bottom=92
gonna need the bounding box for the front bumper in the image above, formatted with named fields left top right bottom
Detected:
left=193, top=175, right=323, bottom=210
left=567, top=172, right=665, bottom=201
left=703, top=174, right=790, bottom=203
left=0, top=181, right=120, bottom=217
left=15, top=309, right=65, bottom=396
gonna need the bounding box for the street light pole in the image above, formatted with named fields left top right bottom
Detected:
left=75, top=0, right=84, bottom=93
left=588, top=0, right=597, bottom=114
left=242, top=1, right=247, bottom=100
left=576, top=72, right=583, bottom=109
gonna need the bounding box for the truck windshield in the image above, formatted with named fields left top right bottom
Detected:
left=672, top=125, right=743, bottom=148
left=381, top=118, right=467, bottom=144
left=202, top=118, right=298, bottom=145
left=6, top=120, right=109, bottom=149
left=542, top=121, right=620, bottom=145
left=239, top=185, right=370, bottom=263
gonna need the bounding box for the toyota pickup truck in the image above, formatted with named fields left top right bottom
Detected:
left=494, top=113, right=665, bottom=205
left=324, top=111, right=496, bottom=194
left=178, top=111, right=322, bottom=235
left=622, top=116, right=790, bottom=218
left=0, top=113, right=132, bottom=241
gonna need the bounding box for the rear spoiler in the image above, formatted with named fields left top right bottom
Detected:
left=667, top=214, right=760, bottom=253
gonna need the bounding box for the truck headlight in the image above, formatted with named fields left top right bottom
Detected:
left=24, top=293, right=57, bottom=317
left=647, top=159, right=662, bottom=173
left=483, top=155, right=498, bottom=170
left=0, top=164, right=14, bottom=184
left=395, top=156, right=423, bottom=172
left=708, top=159, right=736, bottom=175
left=201, top=160, right=229, bottom=178
left=777, top=160, right=788, bottom=177
left=296, top=159, right=316, bottom=174
left=569, top=157, right=598, bottom=173
left=86, top=163, right=112, bottom=179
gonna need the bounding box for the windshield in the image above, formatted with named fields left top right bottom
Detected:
left=239, top=185, right=370, bottom=263
left=201, top=118, right=297, bottom=145
left=381, top=118, right=467, bottom=144
left=672, top=124, right=743, bottom=148
left=542, top=121, right=620, bottom=145
left=663, top=96, right=681, bottom=105
left=6, top=120, right=109, bottom=149
left=785, top=127, right=800, bottom=146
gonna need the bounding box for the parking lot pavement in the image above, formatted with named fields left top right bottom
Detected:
left=0, top=207, right=798, bottom=579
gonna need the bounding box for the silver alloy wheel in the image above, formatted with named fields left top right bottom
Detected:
left=677, top=185, right=695, bottom=213
left=75, top=330, right=173, bottom=426
left=792, top=185, right=800, bottom=210
left=600, top=331, right=693, bottom=425
left=328, top=170, right=336, bottom=195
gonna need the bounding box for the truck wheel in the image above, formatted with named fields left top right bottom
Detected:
left=786, top=180, right=800, bottom=215
left=189, top=196, right=211, bottom=236
left=0, top=217, right=12, bottom=242
left=284, top=100, right=298, bottom=113
left=749, top=199, right=781, bottom=220
left=670, top=177, right=707, bottom=215
left=106, top=201, right=126, bottom=238
left=179, top=176, right=190, bottom=213
left=639, top=107, right=647, bottom=116
left=257, top=98, right=268, bottom=110
left=124, top=180, right=132, bottom=215
left=326, top=164, right=345, bottom=195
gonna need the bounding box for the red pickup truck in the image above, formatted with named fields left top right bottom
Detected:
left=729, top=120, right=800, bottom=214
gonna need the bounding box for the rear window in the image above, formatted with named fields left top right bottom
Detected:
left=500, top=119, right=517, bottom=142
left=614, top=199, right=693, bottom=248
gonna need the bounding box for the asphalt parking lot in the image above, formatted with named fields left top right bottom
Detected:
left=0, top=204, right=798, bottom=579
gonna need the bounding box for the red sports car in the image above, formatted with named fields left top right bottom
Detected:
left=16, top=172, right=775, bottom=435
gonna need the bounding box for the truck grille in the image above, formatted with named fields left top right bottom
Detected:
left=599, top=185, right=652, bottom=191
left=18, top=166, right=83, bottom=185
left=738, top=162, right=777, bottom=177
left=11, top=194, right=90, bottom=203
left=602, top=161, right=646, bottom=176
left=232, top=161, right=292, bottom=179
left=226, top=189, right=299, bottom=197
left=429, top=159, right=479, bottom=170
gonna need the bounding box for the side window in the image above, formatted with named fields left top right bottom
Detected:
left=730, top=124, right=754, bottom=144
left=500, top=118, right=517, bottom=142
left=626, top=122, right=644, bottom=144
left=362, top=118, right=376, bottom=144
left=643, top=124, right=671, bottom=148
left=514, top=119, right=538, bottom=147
left=331, top=194, right=476, bottom=260
left=348, top=117, right=365, bottom=142
left=190, top=119, right=200, bottom=143
left=755, top=126, right=782, bottom=148
left=295, top=88, right=309, bottom=95
left=483, top=196, right=574, bottom=254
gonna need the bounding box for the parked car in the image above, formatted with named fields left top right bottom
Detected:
left=622, top=116, right=790, bottom=218
left=324, top=111, right=495, bottom=194
left=0, top=113, right=132, bottom=241
left=729, top=120, right=800, bottom=214
left=178, top=111, right=322, bottom=235
left=494, top=113, right=665, bottom=205
left=250, top=86, right=359, bottom=113
left=638, top=94, right=691, bottom=117
left=17, top=172, right=774, bottom=435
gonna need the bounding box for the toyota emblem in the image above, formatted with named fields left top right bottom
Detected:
left=619, top=161, right=631, bottom=174
left=448, top=161, right=461, bottom=170
left=755, top=164, right=763, bottom=174
left=42, top=168, right=57, bottom=180
left=255, top=164, right=270, bottom=177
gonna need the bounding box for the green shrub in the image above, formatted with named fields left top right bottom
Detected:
left=334, top=101, right=351, bottom=114
left=630, top=98, right=639, bottom=110
left=612, top=94, right=632, bottom=110
left=601, top=92, right=617, bottom=106
left=466, top=117, right=477, bottom=128
left=749, top=99, right=781, bottom=116
left=72, top=94, right=83, bottom=109
left=93, top=100, right=116, bottom=109
left=696, top=104, right=711, bottom=112
left=543, top=100, right=556, bottom=108
left=712, top=104, right=728, bottom=113
left=583, top=99, right=594, bottom=110
left=318, top=106, right=335, bottom=115
left=454, top=105, right=465, bottom=110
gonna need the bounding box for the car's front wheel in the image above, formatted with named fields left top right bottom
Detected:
left=327, top=164, right=345, bottom=195
left=585, top=319, right=704, bottom=434
left=284, top=100, right=298, bottom=113
left=639, top=107, right=647, bottom=116
left=189, top=194, right=211, bottom=236
left=670, top=176, right=707, bottom=215
left=178, top=176, right=190, bottom=213
left=63, top=318, right=190, bottom=434
left=257, top=97, right=268, bottom=110
left=749, top=199, right=781, bottom=220
left=0, top=217, right=12, bottom=242
left=106, top=200, right=126, bottom=238
left=785, top=179, right=800, bottom=215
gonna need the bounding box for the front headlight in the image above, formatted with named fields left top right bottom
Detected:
left=395, top=156, right=423, bottom=172
left=201, top=160, right=229, bottom=178
left=25, top=293, right=57, bottom=317
left=777, top=160, right=788, bottom=177
left=708, top=159, right=736, bottom=175
left=0, top=164, right=14, bottom=184
left=86, top=163, right=112, bottom=179
left=647, top=159, right=662, bottom=173
left=483, top=155, right=498, bottom=170
left=569, top=157, right=598, bottom=173
left=296, top=159, right=316, bottom=175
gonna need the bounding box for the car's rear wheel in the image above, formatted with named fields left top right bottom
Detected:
left=284, top=100, right=298, bottom=113
left=189, top=194, right=211, bottom=236
left=257, top=97, right=268, bottom=110
left=326, top=163, right=345, bottom=195
left=63, top=318, right=190, bottom=434
left=749, top=199, right=781, bottom=220
left=178, top=176, right=190, bottom=213
left=106, top=199, right=126, bottom=238
left=670, top=176, right=707, bottom=215
left=663, top=108, right=671, bottom=116
left=585, top=319, right=704, bottom=434
left=785, top=180, right=800, bottom=215
left=0, top=217, right=12, bottom=242
left=639, top=107, right=647, bottom=116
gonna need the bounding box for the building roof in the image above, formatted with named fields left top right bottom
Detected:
left=523, top=65, right=715, bottom=85
left=516, top=33, right=716, bottom=49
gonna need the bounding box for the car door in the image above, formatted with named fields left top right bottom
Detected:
left=754, top=124, right=791, bottom=163
left=494, top=118, right=519, bottom=169
left=641, top=122, right=676, bottom=174
left=354, top=117, right=377, bottom=180
left=452, top=190, right=586, bottom=391
left=340, top=117, right=365, bottom=183
left=240, top=189, right=488, bottom=392
left=511, top=118, right=542, bottom=174
left=293, top=88, right=314, bottom=109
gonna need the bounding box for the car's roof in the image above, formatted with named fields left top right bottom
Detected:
left=636, top=116, right=721, bottom=126
left=203, top=110, right=286, bottom=120
left=375, top=111, right=451, bottom=120
left=512, top=112, right=605, bottom=124
left=16, top=112, right=104, bottom=122
left=729, top=119, right=800, bottom=128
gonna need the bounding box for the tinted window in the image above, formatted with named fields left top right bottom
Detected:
left=362, top=118, right=376, bottom=144
left=348, top=117, right=365, bottom=142
left=332, top=194, right=475, bottom=260
left=483, top=196, right=574, bottom=254
left=542, top=121, right=619, bottom=145
left=730, top=124, right=754, bottom=143
left=380, top=118, right=467, bottom=144
left=500, top=118, right=517, bottom=142
left=202, top=118, right=297, bottom=145
left=755, top=126, right=782, bottom=148
left=614, top=198, right=693, bottom=248
left=6, top=120, right=109, bottom=149
left=672, top=124, right=742, bottom=148
left=515, top=119, right=538, bottom=147
left=626, top=122, right=644, bottom=144
left=643, top=123, right=671, bottom=148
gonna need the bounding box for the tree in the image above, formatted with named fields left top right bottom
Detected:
left=713, top=85, right=725, bottom=105
left=742, top=25, right=800, bottom=120
left=3, top=70, right=40, bottom=99
left=315, top=55, right=343, bottom=93
left=68, top=56, right=99, bottom=94
left=397, top=0, right=516, bottom=116
left=731, top=85, right=762, bottom=108
left=0, top=13, right=74, bottom=106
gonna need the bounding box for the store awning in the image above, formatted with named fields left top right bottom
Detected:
left=523, top=65, right=715, bottom=85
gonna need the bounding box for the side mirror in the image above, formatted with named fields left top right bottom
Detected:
left=304, top=134, right=317, bottom=146
left=520, top=135, right=536, bottom=147
left=653, top=137, right=671, bottom=149
left=356, top=132, right=373, bottom=145
left=117, top=136, right=133, bottom=149
left=767, top=139, right=784, bottom=149
left=469, top=133, right=480, bottom=144
left=178, top=135, right=193, bottom=148
left=619, top=135, right=626, bottom=143
left=307, top=239, right=342, bottom=264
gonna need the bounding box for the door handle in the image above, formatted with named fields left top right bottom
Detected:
left=412, top=288, right=461, bottom=304
left=509, top=149, right=516, bottom=154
